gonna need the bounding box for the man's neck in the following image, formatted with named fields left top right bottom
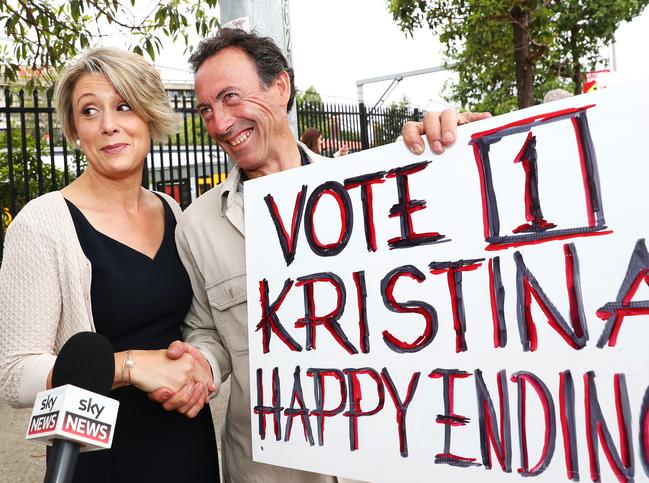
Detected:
left=243, top=129, right=302, bottom=180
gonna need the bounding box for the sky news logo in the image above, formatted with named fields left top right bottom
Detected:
left=62, top=412, right=112, bottom=444
left=27, top=411, right=59, bottom=436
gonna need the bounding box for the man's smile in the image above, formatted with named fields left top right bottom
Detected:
left=228, top=128, right=253, bottom=146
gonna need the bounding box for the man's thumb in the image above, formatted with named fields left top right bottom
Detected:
left=166, top=340, right=187, bottom=359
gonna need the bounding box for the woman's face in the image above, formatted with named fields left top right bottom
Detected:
left=316, top=135, right=323, bottom=154
left=72, top=73, right=150, bottom=180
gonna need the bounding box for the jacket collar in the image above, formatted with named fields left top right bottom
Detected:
left=219, top=165, right=245, bottom=235
left=220, top=164, right=242, bottom=212
left=218, top=141, right=327, bottom=234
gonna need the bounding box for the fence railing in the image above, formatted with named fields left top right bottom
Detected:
left=0, top=88, right=422, bottom=259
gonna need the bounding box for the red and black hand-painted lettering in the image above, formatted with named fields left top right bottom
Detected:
left=264, top=185, right=308, bottom=266
left=307, top=368, right=347, bottom=447
left=381, top=368, right=420, bottom=458
left=559, top=370, right=580, bottom=481
left=429, top=259, right=484, bottom=353
left=253, top=367, right=284, bottom=441
left=386, top=161, right=448, bottom=250
left=304, top=181, right=354, bottom=257
left=256, top=278, right=302, bottom=353
left=430, top=369, right=480, bottom=468
left=344, top=170, right=387, bottom=252
left=514, top=243, right=589, bottom=352
left=470, top=105, right=610, bottom=250
left=596, top=238, right=649, bottom=348
left=511, top=132, right=556, bottom=234
left=283, top=366, right=315, bottom=446
left=352, top=270, right=370, bottom=354
left=295, top=272, right=358, bottom=354
left=584, top=372, right=634, bottom=482
left=489, top=257, right=508, bottom=348
left=475, top=369, right=512, bottom=473
left=252, top=365, right=649, bottom=475
left=380, top=265, right=438, bottom=353
left=343, top=368, right=385, bottom=451
left=640, top=386, right=649, bottom=478
left=511, top=371, right=556, bottom=477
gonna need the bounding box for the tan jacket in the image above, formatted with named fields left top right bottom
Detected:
left=0, top=191, right=181, bottom=408
left=177, top=146, right=361, bottom=483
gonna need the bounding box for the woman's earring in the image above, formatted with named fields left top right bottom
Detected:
left=75, top=139, right=81, bottom=148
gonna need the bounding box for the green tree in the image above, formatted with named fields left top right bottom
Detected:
left=372, top=95, right=412, bottom=145
left=387, top=0, right=648, bottom=114
left=0, top=0, right=219, bottom=85
left=295, top=85, right=324, bottom=105
left=297, top=86, right=330, bottom=139
left=0, top=127, right=76, bottom=217
left=553, top=2, right=647, bottom=93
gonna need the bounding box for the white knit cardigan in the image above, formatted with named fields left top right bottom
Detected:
left=0, top=191, right=181, bottom=408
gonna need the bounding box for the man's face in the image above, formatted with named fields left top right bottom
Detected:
left=195, top=47, right=289, bottom=172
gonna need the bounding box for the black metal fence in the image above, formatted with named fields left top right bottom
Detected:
left=0, top=87, right=422, bottom=258
left=297, top=101, right=422, bottom=156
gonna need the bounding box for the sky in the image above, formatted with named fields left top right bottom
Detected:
left=152, top=0, right=452, bottom=110
left=287, top=0, right=649, bottom=110
left=288, top=0, right=449, bottom=110
left=29, top=0, right=647, bottom=112
left=150, top=0, right=649, bottom=112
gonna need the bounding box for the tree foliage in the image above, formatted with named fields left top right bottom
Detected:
left=372, top=95, right=412, bottom=144
left=295, top=85, right=324, bottom=105
left=296, top=85, right=330, bottom=138
left=387, top=0, right=649, bottom=114
left=1, top=0, right=220, bottom=85
left=0, top=127, right=76, bottom=217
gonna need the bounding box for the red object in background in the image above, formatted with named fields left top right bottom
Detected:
left=162, top=183, right=182, bottom=203
left=583, top=70, right=611, bottom=94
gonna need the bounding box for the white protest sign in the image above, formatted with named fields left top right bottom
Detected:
left=244, top=80, right=649, bottom=482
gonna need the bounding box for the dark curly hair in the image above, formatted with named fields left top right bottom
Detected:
left=189, top=28, right=296, bottom=112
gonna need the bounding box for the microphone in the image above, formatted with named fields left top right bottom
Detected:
left=25, top=332, right=118, bottom=483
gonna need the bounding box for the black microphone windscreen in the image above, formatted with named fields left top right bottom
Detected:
left=51, top=332, right=114, bottom=396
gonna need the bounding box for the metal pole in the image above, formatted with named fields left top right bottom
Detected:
left=356, top=65, right=447, bottom=104
left=359, top=103, right=369, bottom=150
left=220, top=0, right=298, bottom=136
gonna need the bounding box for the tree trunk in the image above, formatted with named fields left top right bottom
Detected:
left=511, top=5, right=534, bottom=108
left=570, top=26, right=582, bottom=95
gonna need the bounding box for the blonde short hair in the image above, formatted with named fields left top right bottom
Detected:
left=55, top=47, right=177, bottom=143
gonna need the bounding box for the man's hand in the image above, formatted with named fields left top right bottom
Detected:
left=402, top=109, right=492, bottom=155
left=148, top=341, right=218, bottom=418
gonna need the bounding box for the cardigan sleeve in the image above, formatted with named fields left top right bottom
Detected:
left=155, top=191, right=184, bottom=221
left=0, top=213, right=61, bottom=408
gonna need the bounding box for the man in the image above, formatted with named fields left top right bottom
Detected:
left=152, top=28, right=489, bottom=482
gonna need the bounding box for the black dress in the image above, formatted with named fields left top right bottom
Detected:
left=61, top=196, right=220, bottom=483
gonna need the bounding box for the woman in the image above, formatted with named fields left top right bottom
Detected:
left=300, top=127, right=349, bottom=157
left=0, top=48, right=219, bottom=482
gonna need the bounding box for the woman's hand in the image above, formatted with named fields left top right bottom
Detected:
left=334, top=144, right=350, bottom=157
left=127, top=349, right=214, bottom=394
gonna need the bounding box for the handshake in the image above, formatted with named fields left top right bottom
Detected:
left=127, top=341, right=215, bottom=418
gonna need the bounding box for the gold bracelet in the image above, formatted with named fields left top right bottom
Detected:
left=124, top=350, right=136, bottom=385
left=120, top=351, right=128, bottom=386
left=121, top=350, right=136, bottom=386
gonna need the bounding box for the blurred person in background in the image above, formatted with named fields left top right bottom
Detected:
left=543, top=88, right=573, bottom=103
left=301, top=127, right=350, bottom=157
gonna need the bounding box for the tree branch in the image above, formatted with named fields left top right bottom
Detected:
left=84, top=0, right=147, bottom=32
